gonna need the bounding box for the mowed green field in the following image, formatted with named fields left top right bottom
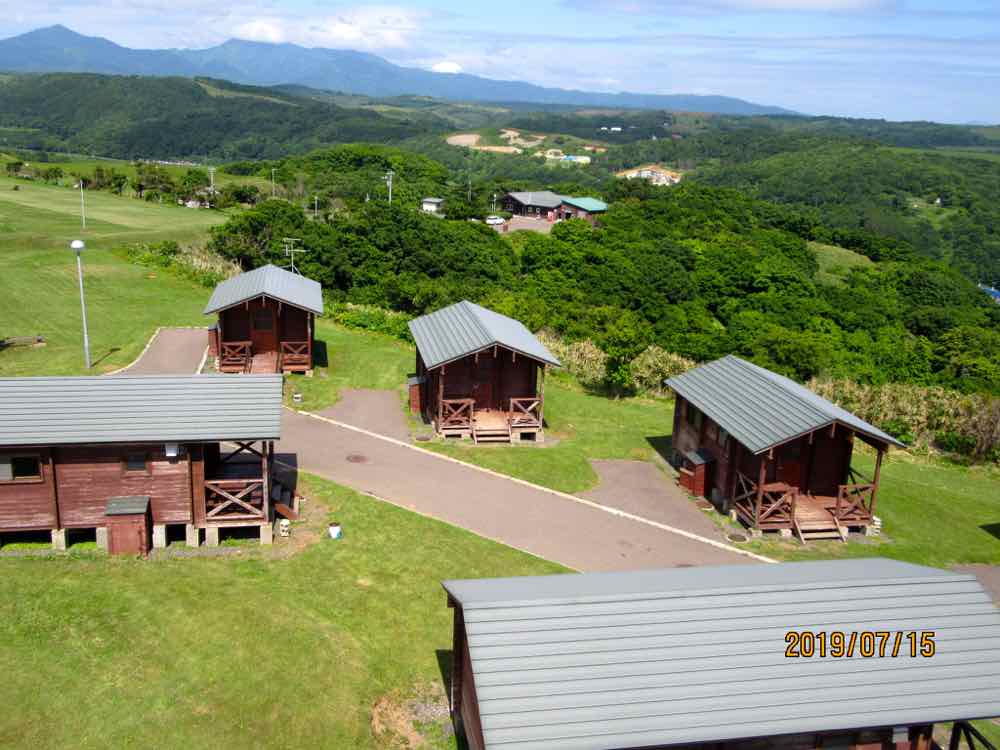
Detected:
left=0, top=475, right=563, bottom=749
left=0, top=175, right=225, bottom=375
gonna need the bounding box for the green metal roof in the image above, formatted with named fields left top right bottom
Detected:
left=444, top=559, right=1000, bottom=750
left=408, top=301, right=560, bottom=370
left=560, top=196, right=608, bottom=213
left=105, top=496, right=150, bottom=516
left=205, top=264, right=324, bottom=316
left=666, top=355, right=903, bottom=453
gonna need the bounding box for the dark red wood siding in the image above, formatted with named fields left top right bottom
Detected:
left=0, top=447, right=58, bottom=531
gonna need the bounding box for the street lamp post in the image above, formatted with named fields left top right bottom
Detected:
left=71, top=240, right=91, bottom=369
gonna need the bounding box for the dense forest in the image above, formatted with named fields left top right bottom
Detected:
left=0, top=74, right=445, bottom=159
left=206, top=165, right=1000, bottom=396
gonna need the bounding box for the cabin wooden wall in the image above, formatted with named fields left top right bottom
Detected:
left=0, top=447, right=58, bottom=531
left=52, top=445, right=194, bottom=528
left=671, top=397, right=735, bottom=501
left=220, top=306, right=251, bottom=341
left=220, top=302, right=310, bottom=345
left=280, top=306, right=308, bottom=340
left=421, top=348, right=539, bottom=420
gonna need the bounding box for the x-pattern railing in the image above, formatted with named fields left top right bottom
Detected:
left=509, top=397, right=542, bottom=427
left=281, top=341, right=310, bottom=367
left=834, top=483, right=875, bottom=521
left=220, top=341, right=252, bottom=372
left=441, top=398, right=474, bottom=429
left=205, top=479, right=265, bottom=519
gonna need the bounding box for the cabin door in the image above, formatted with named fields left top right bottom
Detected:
left=251, top=305, right=277, bottom=353
left=775, top=441, right=804, bottom=489
left=473, top=356, right=496, bottom=411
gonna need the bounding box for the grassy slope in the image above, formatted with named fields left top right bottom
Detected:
left=810, top=240, right=873, bottom=285
left=0, top=176, right=226, bottom=375
left=0, top=475, right=563, bottom=749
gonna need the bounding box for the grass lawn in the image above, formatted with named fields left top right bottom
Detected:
left=0, top=175, right=226, bottom=376
left=0, top=473, right=564, bottom=749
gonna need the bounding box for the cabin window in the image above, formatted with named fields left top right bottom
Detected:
left=124, top=452, right=149, bottom=473
left=0, top=455, right=42, bottom=482
left=253, top=309, right=273, bottom=331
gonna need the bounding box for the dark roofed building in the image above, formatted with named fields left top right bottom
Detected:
left=0, top=375, right=285, bottom=551
left=205, top=264, right=323, bottom=374
left=443, top=559, right=1000, bottom=750
left=665, top=356, right=903, bottom=542
left=500, top=190, right=566, bottom=217
left=408, top=301, right=559, bottom=443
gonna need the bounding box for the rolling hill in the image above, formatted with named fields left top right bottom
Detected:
left=0, top=25, right=797, bottom=116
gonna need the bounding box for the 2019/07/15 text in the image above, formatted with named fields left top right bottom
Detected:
left=784, top=630, right=936, bottom=658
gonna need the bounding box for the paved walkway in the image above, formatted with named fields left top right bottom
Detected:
left=319, top=389, right=411, bottom=442
left=277, top=410, right=759, bottom=572
left=117, top=327, right=207, bottom=375
left=581, top=459, right=727, bottom=542
left=955, top=565, right=1000, bottom=604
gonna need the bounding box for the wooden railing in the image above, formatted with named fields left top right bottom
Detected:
left=950, top=721, right=998, bottom=750
left=205, top=478, right=265, bottom=521
left=441, top=398, right=475, bottom=430
left=733, top=472, right=798, bottom=529
left=220, top=341, right=252, bottom=373
left=280, top=341, right=311, bottom=371
left=508, top=397, right=542, bottom=428
left=833, top=483, right=875, bottom=523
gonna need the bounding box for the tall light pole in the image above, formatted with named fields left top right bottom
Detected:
left=71, top=240, right=91, bottom=369
left=314, top=194, right=319, bottom=220
left=384, top=170, right=394, bottom=204
left=271, top=168, right=277, bottom=198
left=79, top=182, right=86, bottom=230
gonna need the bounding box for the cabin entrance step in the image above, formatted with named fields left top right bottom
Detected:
left=473, top=428, right=511, bottom=444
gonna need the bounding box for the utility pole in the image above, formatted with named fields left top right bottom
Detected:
left=314, top=195, right=319, bottom=220
left=491, top=192, right=497, bottom=214
left=208, top=166, right=216, bottom=193
left=271, top=168, right=277, bottom=198
left=71, top=240, right=91, bottom=369
left=282, top=237, right=304, bottom=274
left=79, top=181, right=86, bottom=230
left=468, top=175, right=472, bottom=203
left=384, top=170, right=394, bottom=204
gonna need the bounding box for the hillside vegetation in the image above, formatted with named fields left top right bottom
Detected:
left=0, top=73, right=445, bottom=160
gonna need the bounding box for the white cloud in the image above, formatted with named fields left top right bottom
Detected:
left=431, top=60, right=463, bottom=73
left=230, top=7, right=423, bottom=50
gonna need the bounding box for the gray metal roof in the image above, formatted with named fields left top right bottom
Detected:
left=505, top=191, right=566, bottom=209
left=444, top=559, right=1000, bottom=750
left=204, top=264, right=324, bottom=316
left=665, top=355, right=903, bottom=453
left=408, top=301, right=561, bottom=370
left=0, top=375, right=282, bottom=446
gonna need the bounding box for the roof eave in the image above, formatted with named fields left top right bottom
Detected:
left=204, top=293, right=322, bottom=317
left=421, top=342, right=560, bottom=372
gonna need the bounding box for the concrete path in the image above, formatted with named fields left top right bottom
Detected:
left=581, top=459, right=727, bottom=542
left=319, top=389, right=410, bottom=442
left=117, top=327, right=207, bottom=375
left=277, top=410, right=760, bottom=572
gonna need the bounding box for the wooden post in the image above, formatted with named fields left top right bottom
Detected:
left=538, top=365, right=546, bottom=426
left=261, top=441, right=270, bottom=521
left=437, top=368, right=445, bottom=431
left=870, top=446, right=885, bottom=515
left=756, top=456, right=767, bottom=528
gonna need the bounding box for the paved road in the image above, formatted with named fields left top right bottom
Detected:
left=955, top=565, right=1000, bottom=604
left=319, top=389, right=411, bottom=442
left=277, top=409, right=757, bottom=572
left=582, top=459, right=727, bottom=542
left=119, top=327, right=207, bottom=375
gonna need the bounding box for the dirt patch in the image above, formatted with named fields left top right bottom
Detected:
left=500, top=128, right=544, bottom=148
left=446, top=133, right=480, bottom=147
left=371, top=683, right=451, bottom=749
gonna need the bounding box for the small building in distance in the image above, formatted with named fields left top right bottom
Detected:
left=0, top=375, right=284, bottom=551
left=558, top=196, right=608, bottom=225
left=500, top=190, right=566, bottom=218
left=408, top=300, right=560, bottom=443
left=421, top=197, right=444, bottom=214
left=666, top=355, right=903, bottom=542
left=443, top=559, right=1000, bottom=750
left=205, top=264, right=324, bottom=374
left=616, top=163, right=683, bottom=185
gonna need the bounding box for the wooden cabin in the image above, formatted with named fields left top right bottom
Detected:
left=557, top=196, right=608, bottom=225
left=408, top=301, right=560, bottom=443
left=0, top=375, right=284, bottom=551
left=666, top=356, right=903, bottom=542
left=205, top=264, right=324, bottom=374
left=500, top=190, right=566, bottom=218
left=443, top=559, right=1000, bottom=750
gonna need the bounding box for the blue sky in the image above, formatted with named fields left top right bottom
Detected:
left=3, top=0, right=999, bottom=122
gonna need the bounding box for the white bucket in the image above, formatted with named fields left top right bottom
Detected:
left=328, top=522, right=342, bottom=540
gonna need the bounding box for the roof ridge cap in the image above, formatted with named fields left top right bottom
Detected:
left=461, top=300, right=500, bottom=345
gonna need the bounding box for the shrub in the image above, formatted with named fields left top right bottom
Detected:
left=327, top=302, right=413, bottom=341
left=629, top=345, right=697, bottom=395
left=536, top=330, right=607, bottom=388
left=116, top=240, right=239, bottom=288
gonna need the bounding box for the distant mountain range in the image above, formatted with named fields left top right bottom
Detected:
left=0, top=25, right=797, bottom=116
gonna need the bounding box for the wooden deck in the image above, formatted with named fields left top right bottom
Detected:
left=438, top=401, right=544, bottom=444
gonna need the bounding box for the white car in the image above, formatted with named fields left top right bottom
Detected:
left=485, top=215, right=505, bottom=226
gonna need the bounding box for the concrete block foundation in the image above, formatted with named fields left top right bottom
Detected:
left=185, top=524, right=199, bottom=547
left=51, top=528, right=67, bottom=551
left=260, top=523, right=273, bottom=546
left=205, top=526, right=219, bottom=547
left=96, top=526, right=108, bottom=552
left=152, top=524, right=167, bottom=549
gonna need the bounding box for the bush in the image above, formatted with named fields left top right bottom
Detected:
left=809, top=377, right=1000, bottom=461
left=536, top=330, right=608, bottom=388
left=628, top=345, right=696, bottom=395
left=116, top=240, right=239, bottom=288
left=327, top=302, right=413, bottom=341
